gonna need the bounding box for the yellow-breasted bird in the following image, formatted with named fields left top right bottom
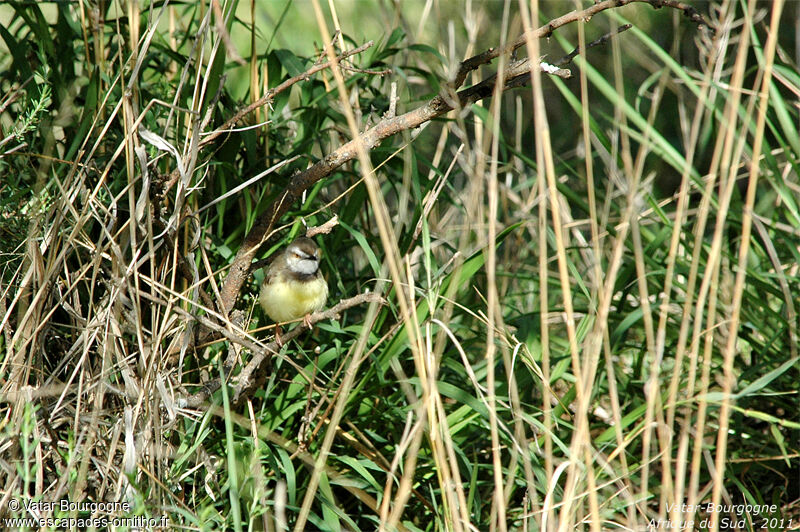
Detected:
left=259, top=237, right=328, bottom=344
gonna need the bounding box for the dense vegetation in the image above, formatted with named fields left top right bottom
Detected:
left=1, top=1, right=797, bottom=530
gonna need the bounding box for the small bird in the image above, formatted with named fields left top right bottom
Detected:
left=259, top=237, right=328, bottom=344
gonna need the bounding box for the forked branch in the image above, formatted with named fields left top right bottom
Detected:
left=214, top=0, right=711, bottom=318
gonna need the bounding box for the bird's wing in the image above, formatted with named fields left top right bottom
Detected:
left=264, top=257, right=284, bottom=285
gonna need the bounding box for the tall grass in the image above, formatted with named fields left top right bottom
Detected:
left=0, top=1, right=797, bottom=531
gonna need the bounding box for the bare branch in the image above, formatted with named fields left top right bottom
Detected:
left=450, top=0, right=712, bottom=89
left=211, top=0, right=712, bottom=317
left=306, top=216, right=340, bottom=238
left=555, top=24, right=634, bottom=66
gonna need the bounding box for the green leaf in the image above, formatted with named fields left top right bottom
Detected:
left=408, top=43, right=446, bottom=64
left=734, top=356, right=798, bottom=399
left=336, top=456, right=382, bottom=492
left=274, top=48, right=308, bottom=77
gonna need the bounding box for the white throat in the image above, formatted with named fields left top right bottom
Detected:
left=288, top=254, right=318, bottom=275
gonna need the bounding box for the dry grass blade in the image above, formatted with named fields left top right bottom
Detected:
left=0, top=1, right=795, bottom=531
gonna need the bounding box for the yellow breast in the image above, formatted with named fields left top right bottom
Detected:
left=259, top=276, right=328, bottom=323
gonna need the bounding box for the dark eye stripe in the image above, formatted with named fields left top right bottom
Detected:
left=292, top=250, right=316, bottom=260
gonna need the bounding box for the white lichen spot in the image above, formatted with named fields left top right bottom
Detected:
left=540, top=62, right=559, bottom=74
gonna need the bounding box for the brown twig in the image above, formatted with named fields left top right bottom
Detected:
left=214, top=64, right=560, bottom=316
left=155, top=41, right=376, bottom=321
left=0, top=75, right=34, bottom=115
left=183, top=292, right=385, bottom=407
left=211, top=0, right=247, bottom=66
left=306, top=216, right=340, bottom=238
left=213, top=0, right=711, bottom=317
left=555, top=24, right=634, bottom=66
left=339, top=64, right=393, bottom=76
left=450, top=0, right=712, bottom=89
